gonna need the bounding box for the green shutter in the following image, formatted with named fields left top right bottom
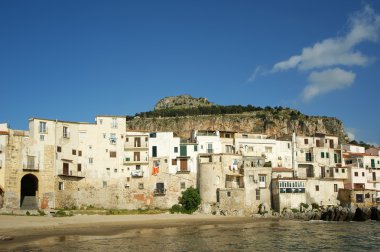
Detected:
left=180, top=145, right=187, bottom=156
left=326, top=152, right=330, bottom=158
left=152, top=146, right=157, bottom=157
left=371, top=159, right=375, bottom=168
left=194, top=145, right=198, bottom=152
left=321, top=152, right=325, bottom=158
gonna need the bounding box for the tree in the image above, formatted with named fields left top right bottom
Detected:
left=179, top=187, right=201, bottom=213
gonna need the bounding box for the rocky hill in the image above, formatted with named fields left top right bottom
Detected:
left=127, top=95, right=348, bottom=142
left=154, top=95, right=214, bottom=110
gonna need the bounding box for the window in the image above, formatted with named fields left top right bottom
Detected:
left=111, top=118, right=118, bottom=128
left=39, top=122, right=47, bottom=133
left=335, top=168, right=339, bottom=173
left=99, top=119, right=103, bottom=125
left=40, top=135, right=44, bottom=141
left=89, top=158, right=93, bottom=164
left=242, top=134, right=248, bottom=138
left=256, top=189, right=260, bottom=200
left=288, top=143, right=291, bottom=149
left=106, top=168, right=110, bottom=172
left=126, top=137, right=129, bottom=142
left=362, top=172, right=365, bottom=177
left=342, top=168, right=346, bottom=173
left=334, top=184, right=338, bottom=192
left=321, top=152, right=325, bottom=158
left=326, top=152, right=330, bottom=159
left=149, top=133, right=156, bottom=138
left=103, top=133, right=106, bottom=139
left=134, top=137, right=141, bottom=147
left=114, top=169, right=117, bottom=173
left=152, top=146, right=157, bottom=157
left=57, top=146, right=61, bottom=152
left=265, top=147, right=272, bottom=153
left=259, top=175, right=266, bottom=188
left=172, top=159, right=177, bottom=165
left=133, top=152, right=140, bottom=161
left=174, top=147, right=178, bottom=153
left=103, top=181, right=107, bottom=188
left=207, top=143, right=213, bottom=154
left=63, top=126, right=69, bottom=138
left=249, top=175, right=254, bottom=182
left=306, top=153, right=312, bottom=162
left=354, top=172, right=358, bottom=177
left=78, top=150, right=82, bottom=157
left=59, top=182, right=64, bottom=190
left=316, top=185, right=320, bottom=191
left=77, top=164, right=82, bottom=172
left=138, top=183, right=144, bottom=189
left=304, top=139, right=309, bottom=144
left=180, top=182, right=186, bottom=189
left=194, top=145, right=198, bottom=152
left=227, top=191, right=231, bottom=197
left=356, top=194, right=364, bottom=203
left=72, top=149, right=76, bottom=155
left=110, top=133, right=117, bottom=144
left=110, top=151, right=117, bottom=158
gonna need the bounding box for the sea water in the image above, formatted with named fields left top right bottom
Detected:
left=6, top=219, right=380, bottom=251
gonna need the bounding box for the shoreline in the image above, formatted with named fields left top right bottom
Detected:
left=0, top=214, right=281, bottom=247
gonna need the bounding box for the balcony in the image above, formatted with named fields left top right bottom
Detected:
left=123, top=158, right=148, bottom=165
left=176, top=169, right=190, bottom=174
left=124, top=142, right=148, bottom=151
left=23, top=163, right=39, bottom=171
left=131, top=170, right=144, bottom=178
left=297, top=157, right=314, bottom=163
left=58, top=169, right=85, bottom=178
left=153, top=188, right=166, bottom=196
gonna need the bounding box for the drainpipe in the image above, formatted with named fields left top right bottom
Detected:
left=53, top=119, right=57, bottom=209
left=292, top=130, right=298, bottom=178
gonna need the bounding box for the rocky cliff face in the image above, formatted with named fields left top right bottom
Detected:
left=154, top=95, right=215, bottom=110
left=126, top=110, right=347, bottom=142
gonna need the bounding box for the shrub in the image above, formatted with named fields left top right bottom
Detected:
left=311, top=203, right=320, bottom=210
left=38, top=210, right=46, bottom=216
left=179, top=187, right=201, bottom=214
left=291, top=208, right=299, bottom=213
left=170, top=204, right=184, bottom=214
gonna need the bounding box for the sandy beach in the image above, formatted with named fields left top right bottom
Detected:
left=0, top=214, right=263, bottom=248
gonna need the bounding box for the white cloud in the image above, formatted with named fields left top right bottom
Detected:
left=272, top=5, right=380, bottom=72
left=346, top=128, right=357, bottom=141
left=302, top=68, right=355, bottom=101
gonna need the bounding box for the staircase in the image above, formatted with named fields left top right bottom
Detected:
left=20, top=196, right=38, bottom=210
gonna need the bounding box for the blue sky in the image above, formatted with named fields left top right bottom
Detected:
left=1, top=1, right=379, bottom=145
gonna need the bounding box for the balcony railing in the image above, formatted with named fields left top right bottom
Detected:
left=176, top=169, right=190, bottom=174
left=154, top=188, right=166, bottom=196
left=124, top=142, right=148, bottom=150
left=57, top=169, right=85, bottom=178
left=23, top=163, right=39, bottom=171
left=123, top=158, right=148, bottom=165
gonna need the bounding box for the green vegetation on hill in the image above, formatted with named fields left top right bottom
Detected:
left=129, top=105, right=300, bottom=119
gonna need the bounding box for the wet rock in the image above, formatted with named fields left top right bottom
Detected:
left=353, top=208, right=370, bottom=221
left=259, top=203, right=270, bottom=215
left=0, top=235, right=14, bottom=241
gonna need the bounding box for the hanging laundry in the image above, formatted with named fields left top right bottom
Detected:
left=152, top=161, right=159, bottom=175
left=231, top=159, right=238, bottom=172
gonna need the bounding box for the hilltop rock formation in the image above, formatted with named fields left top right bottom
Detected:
left=154, top=95, right=215, bottom=110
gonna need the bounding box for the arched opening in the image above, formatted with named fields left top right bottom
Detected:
left=20, top=174, right=38, bottom=209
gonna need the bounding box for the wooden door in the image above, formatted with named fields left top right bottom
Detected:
left=63, top=163, right=69, bottom=175
left=180, top=159, right=188, bottom=171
